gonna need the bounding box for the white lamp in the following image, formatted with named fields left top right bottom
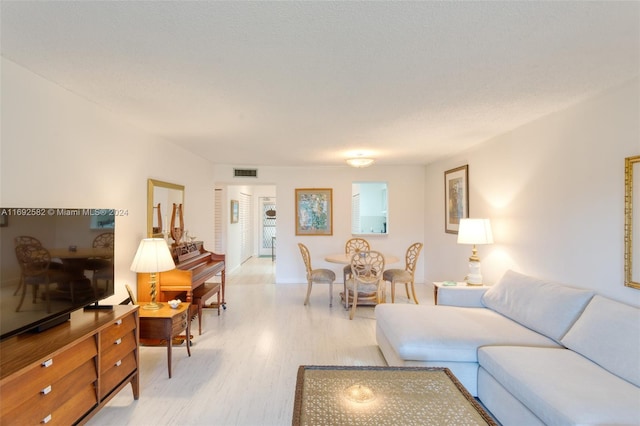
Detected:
left=457, top=218, right=493, bottom=286
left=130, top=238, right=175, bottom=310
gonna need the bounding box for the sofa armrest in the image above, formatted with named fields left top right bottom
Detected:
left=436, top=285, right=489, bottom=307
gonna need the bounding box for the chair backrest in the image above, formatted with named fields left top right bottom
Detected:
left=404, top=242, right=423, bottom=275
left=345, top=238, right=370, bottom=255
left=15, top=244, right=51, bottom=278
left=297, top=243, right=313, bottom=276
left=93, top=233, right=114, bottom=249
left=125, top=284, right=137, bottom=305
left=350, top=251, right=385, bottom=284
left=14, top=236, right=42, bottom=248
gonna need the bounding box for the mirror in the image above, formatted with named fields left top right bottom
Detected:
left=625, top=156, right=639, bottom=289
left=147, top=179, right=184, bottom=238
left=351, top=182, right=388, bottom=235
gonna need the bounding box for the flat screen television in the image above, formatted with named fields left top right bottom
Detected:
left=0, top=208, right=116, bottom=340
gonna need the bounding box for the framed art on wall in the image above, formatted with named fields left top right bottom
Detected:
left=444, top=165, right=469, bottom=234
left=295, top=188, right=333, bottom=236
left=230, top=200, right=239, bottom=224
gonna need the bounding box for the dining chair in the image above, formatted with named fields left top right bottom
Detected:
left=14, top=244, right=70, bottom=313
left=13, top=236, right=64, bottom=295
left=85, top=232, right=115, bottom=297
left=342, top=237, right=370, bottom=297
left=345, top=250, right=385, bottom=320
left=383, top=242, right=423, bottom=304
left=298, top=243, right=336, bottom=307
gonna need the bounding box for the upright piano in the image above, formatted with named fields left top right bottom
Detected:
left=137, top=241, right=225, bottom=308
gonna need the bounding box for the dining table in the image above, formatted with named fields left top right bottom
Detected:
left=324, top=252, right=400, bottom=307
left=49, top=247, right=114, bottom=301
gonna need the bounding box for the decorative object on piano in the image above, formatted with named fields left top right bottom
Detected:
left=170, top=203, right=184, bottom=245
left=295, top=188, right=333, bottom=236
left=230, top=200, right=239, bottom=224
left=168, top=299, right=181, bottom=309
left=130, top=238, right=176, bottom=310
left=153, top=202, right=162, bottom=234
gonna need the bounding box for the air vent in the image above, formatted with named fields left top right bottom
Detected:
left=234, top=168, right=258, bottom=178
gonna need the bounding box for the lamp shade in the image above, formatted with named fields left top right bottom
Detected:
left=457, top=219, right=494, bottom=245
left=130, top=238, right=175, bottom=273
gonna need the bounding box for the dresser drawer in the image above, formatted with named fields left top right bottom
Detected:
left=0, top=336, right=97, bottom=417
left=2, top=360, right=97, bottom=425
left=100, top=330, right=136, bottom=375
left=100, top=350, right=137, bottom=398
left=100, top=330, right=136, bottom=374
left=100, top=314, right=137, bottom=349
left=171, top=310, right=189, bottom=336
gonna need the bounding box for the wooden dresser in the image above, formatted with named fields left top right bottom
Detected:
left=0, top=305, right=139, bottom=425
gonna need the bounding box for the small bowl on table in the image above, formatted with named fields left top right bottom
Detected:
left=168, top=299, right=181, bottom=309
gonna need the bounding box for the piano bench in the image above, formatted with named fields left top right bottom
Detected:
left=192, top=282, right=221, bottom=335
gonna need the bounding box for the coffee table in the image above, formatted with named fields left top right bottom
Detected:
left=292, top=366, right=497, bottom=425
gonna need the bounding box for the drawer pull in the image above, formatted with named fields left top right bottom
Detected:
left=115, top=319, right=123, bottom=326
left=41, top=385, right=52, bottom=395
left=42, top=414, right=52, bottom=424
left=41, top=359, right=53, bottom=368
left=115, top=360, right=122, bottom=367
left=115, top=338, right=122, bottom=345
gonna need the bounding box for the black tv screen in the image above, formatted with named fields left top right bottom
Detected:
left=0, top=208, right=116, bottom=340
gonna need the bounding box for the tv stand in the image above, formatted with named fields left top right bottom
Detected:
left=0, top=305, right=139, bottom=425
left=84, top=302, right=114, bottom=310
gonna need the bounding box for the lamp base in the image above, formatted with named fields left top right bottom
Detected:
left=142, top=301, right=163, bottom=310
left=465, top=260, right=484, bottom=286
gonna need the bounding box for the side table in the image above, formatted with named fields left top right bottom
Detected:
left=433, top=282, right=490, bottom=306
left=139, top=303, right=191, bottom=378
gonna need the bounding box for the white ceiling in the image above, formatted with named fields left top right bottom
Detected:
left=1, top=1, right=638, bottom=167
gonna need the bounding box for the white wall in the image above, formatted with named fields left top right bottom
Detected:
left=0, top=58, right=216, bottom=303
left=213, top=165, right=426, bottom=284
left=6, top=56, right=636, bottom=305
left=424, top=78, right=640, bottom=306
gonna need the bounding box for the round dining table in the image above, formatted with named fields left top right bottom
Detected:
left=324, top=252, right=400, bottom=308
left=324, top=253, right=400, bottom=265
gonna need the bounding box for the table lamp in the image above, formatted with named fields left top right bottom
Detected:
left=130, top=238, right=175, bottom=310
left=457, top=218, right=493, bottom=286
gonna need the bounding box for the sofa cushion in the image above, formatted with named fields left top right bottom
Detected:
left=478, top=346, right=640, bottom=425
left=375, top=303, right=560, bottom=363
left=561, top=295, right=640, bottom=387
left=481, top=270, right=594, bottom=342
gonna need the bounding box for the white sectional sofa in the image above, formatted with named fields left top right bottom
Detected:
left=375, top=270, right=640, bottom=425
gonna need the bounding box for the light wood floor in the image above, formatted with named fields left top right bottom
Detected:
left=88, top=257, right=434, bottom=426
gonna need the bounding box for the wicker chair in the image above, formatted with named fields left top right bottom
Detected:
left=383, top=242, right=423, bottom=304
left=345, top=250, right=385, bottom=320
left=15, top=244, right=70, bottom=313
left=85, top=233, right=114, bottom=297
left=298, top=243, right=336, bottom=307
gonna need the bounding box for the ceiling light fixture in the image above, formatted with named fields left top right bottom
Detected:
left=346, top=157, right=375, bottom=168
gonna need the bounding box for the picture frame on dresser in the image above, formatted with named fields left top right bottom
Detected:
left=444, top=165, right=469, bottom=234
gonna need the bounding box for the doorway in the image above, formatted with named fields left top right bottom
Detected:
left=259, top=197, right=276, bottom=258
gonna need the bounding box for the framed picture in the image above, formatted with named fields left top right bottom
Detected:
left=230, top=200, right=239, bottom=224
left=444, top=165, right=469, bottom=234
left=295, top=188, right=333, bottom=236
